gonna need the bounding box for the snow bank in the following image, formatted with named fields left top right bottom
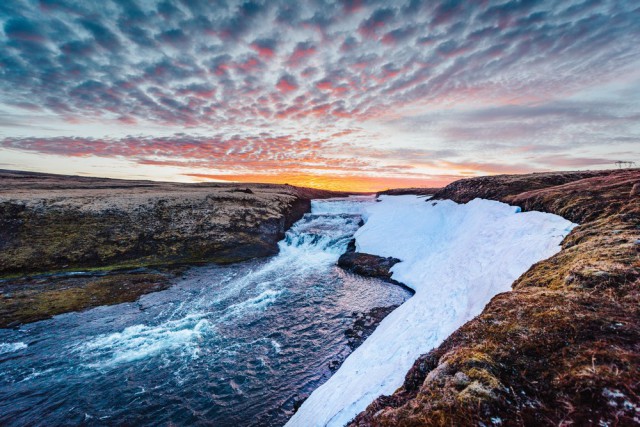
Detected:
left=287, top=196, right=575, bottom=427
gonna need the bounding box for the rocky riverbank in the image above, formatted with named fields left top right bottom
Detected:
left=377, top=187, right=441, bottom=197
left=0, top=270, right=172, bottom=328
left=351, top=169, right=639, bottom=426
left=0, top=170, right=344, bottom=326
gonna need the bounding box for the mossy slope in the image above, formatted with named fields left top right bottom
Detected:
left=351, top=169, right=639, bottom=426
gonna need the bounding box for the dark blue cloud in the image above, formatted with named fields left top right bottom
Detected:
left=157, top=1, right=184, bottom=20
left=78, top=19, right=121, bottom=50
left=4, top=17, right=45, bottom=41
left=359, top=8, right=395, bottom=36
left=156, top=28, right=189, bottom=46
left=431, top=0, right=466, bottom=26
left=0, top=0, right=637, bottom=131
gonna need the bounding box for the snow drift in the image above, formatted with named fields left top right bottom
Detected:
left=287, top=195, right=575, bottom=427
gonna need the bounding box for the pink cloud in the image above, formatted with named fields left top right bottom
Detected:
left=287, top=43, right=317, bottom=67
left=276, top=75, right=298, bottom=93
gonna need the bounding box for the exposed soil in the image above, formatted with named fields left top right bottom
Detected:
left=351, top=168, right=639, bottom=426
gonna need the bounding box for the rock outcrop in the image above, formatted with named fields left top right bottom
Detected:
left=345, top=305, right=402, bottom=350
left=0, top=170, right=345, bottom=326
left=351, top=168, right=639, bottom=426
left=337, top=238, right=412, bottom=294
left=431, top=169, right=616, bottom=204
left=338, top=252, right=401, bottom=281
left=338, top=239, right=400, bottom=281
left=0, top=170, right=343, bottom=276
left=0, top=270, right=172, bottom=327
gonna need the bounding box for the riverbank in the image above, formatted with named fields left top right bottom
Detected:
left=352, top=169, right=639, bottom=426
left=0, top=196, right=412, bottom=427
left=288, top=195, right=574, bottom=426
left=0, top=170, right=345, bottom=326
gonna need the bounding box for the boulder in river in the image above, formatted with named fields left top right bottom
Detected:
left=337, top=252, right=400, bottom=281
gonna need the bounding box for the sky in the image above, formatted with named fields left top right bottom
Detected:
left=0, top=0, right=639, bottom=192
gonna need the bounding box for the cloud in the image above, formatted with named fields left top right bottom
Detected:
left=276, top=74, right=299, bottom=93
left=0, top=0, right=639, bottom=188
left=4, top=17, right=45, bottom=42
left=78, top=18, right=121, bottom=50
left=0, top=133, right=374, bottom=173
left=1, top=131, right=504, bottom=187
left=287, top=41, right=316, bottom=66
left=359, top=8, right=395, bottom=37
left=391, top=96, right=640, bottom=153
left=534, top=155, right=619, bottom=168
left=0, top=0, right=637, bottom=129
left=250, top=37, right=278, bottom=59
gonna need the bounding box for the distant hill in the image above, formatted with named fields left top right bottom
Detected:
left=376, top=187, right=441, bottom=197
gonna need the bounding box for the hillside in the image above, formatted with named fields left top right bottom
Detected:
left=352, top=169, right=639, bottom=426
left=0, top=170, right=344, bottom=326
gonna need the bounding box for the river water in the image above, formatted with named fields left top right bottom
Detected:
left=0, top=197, right=412, bottom=426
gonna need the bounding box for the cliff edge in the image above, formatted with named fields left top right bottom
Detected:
left=0, top=170, right=344, bottom=326
left=0, top=170, right=342, bottom=276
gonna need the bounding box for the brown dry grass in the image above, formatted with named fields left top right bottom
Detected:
left=0, top=170, right=345, bottom=276
left=351, top=169, right=639, bottom=426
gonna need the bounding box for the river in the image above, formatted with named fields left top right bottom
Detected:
left=0, top=197, right=411, bottom=426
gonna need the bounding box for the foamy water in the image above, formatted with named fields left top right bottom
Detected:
left=289, top=196, right=575, bottom=426
left=0, top=342, right=27, bottom=355
left=0, top=196, right=411, bottom=426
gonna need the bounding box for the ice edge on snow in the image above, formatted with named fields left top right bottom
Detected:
left=287, top=196, right=576, bottom=427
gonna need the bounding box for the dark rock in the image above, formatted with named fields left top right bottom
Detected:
left=337, top=252, right=400, bottom=281
left=345, top=305, right=400, bottom=350
left=230, top=188, right=254, bottom=194
left=292, top=395, right=309, bottom=413
left=344, top=238, right=357, bottom=253
left=328, top=360, right=341, bottom=372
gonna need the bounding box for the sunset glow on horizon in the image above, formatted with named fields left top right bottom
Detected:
left=184, top=172, right=455, bottom=193
left=1, top=0, right=639, bottom=191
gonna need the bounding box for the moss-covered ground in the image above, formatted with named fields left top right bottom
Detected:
left=351, top=169, right=639, bottom=426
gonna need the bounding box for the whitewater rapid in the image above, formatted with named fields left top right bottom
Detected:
left=287, top=195, right=575, bottom=427
left=0, top=196, right=413, bottom=427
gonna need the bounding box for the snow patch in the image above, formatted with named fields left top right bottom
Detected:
left=287, top=196, right=575, bottom=427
